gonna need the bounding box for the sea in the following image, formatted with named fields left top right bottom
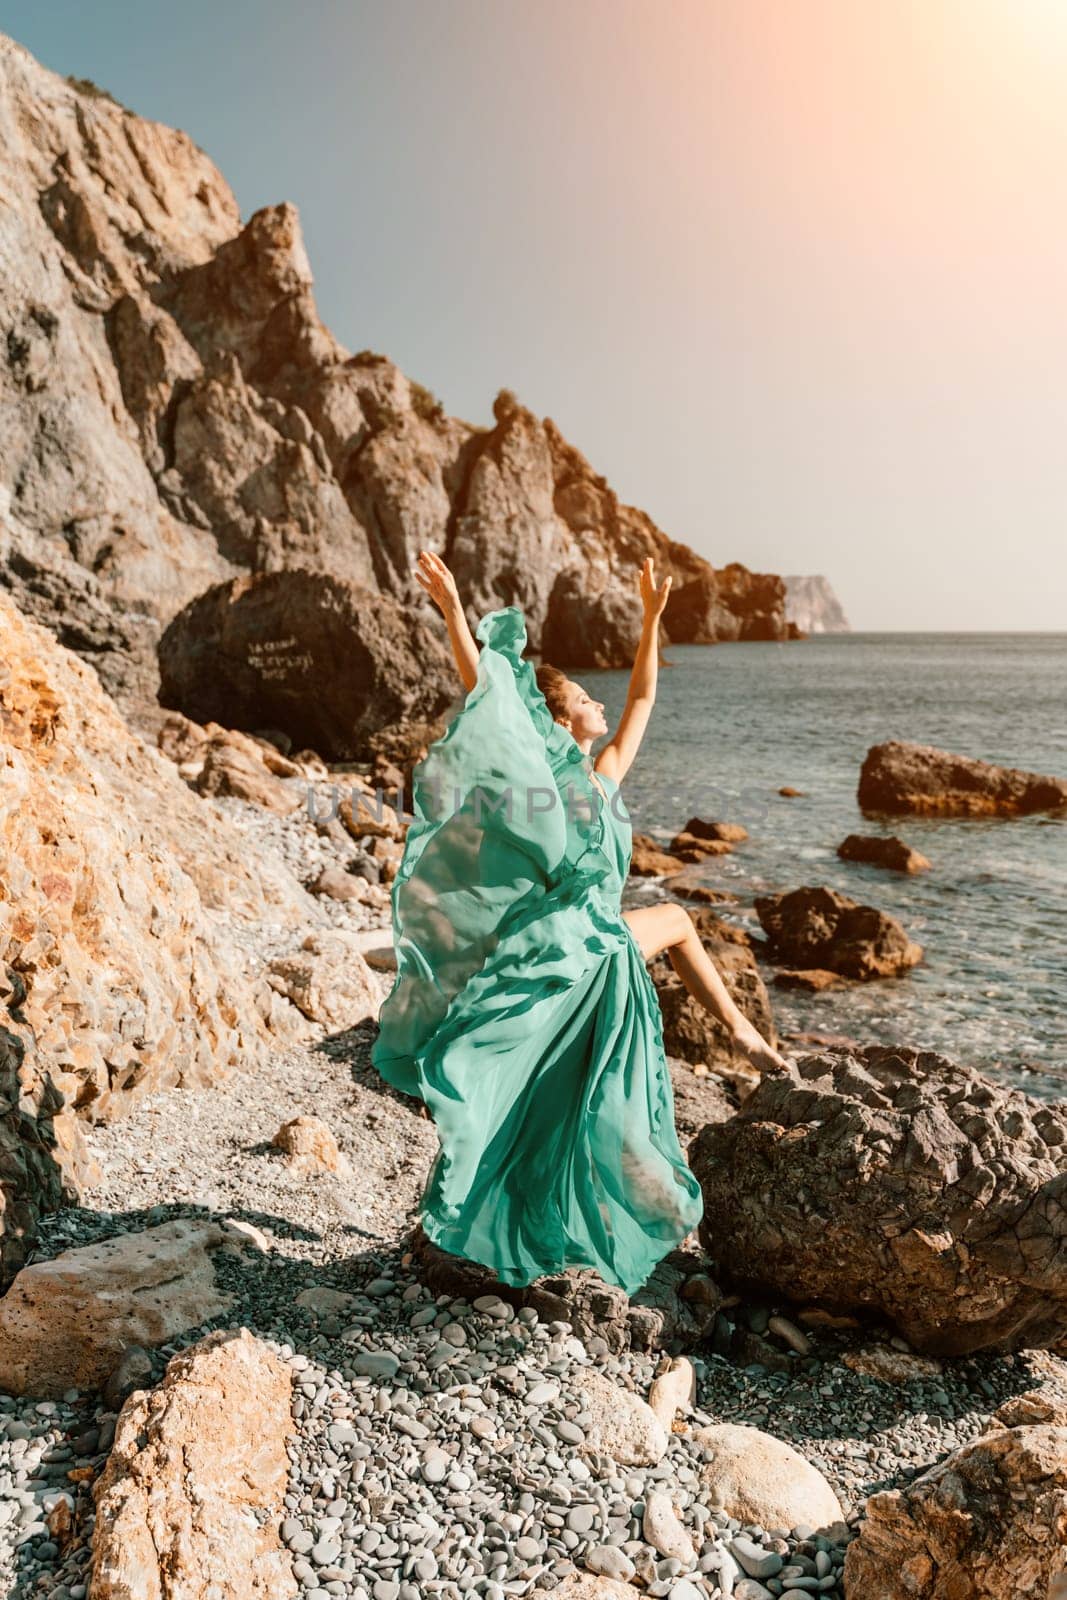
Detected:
left=581, top=632, right=1067, bottom=1099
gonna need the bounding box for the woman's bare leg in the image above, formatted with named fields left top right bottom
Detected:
left=623, top=902, right=787, bottom=1074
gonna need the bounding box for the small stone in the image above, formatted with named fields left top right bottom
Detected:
left=584, top=1546, right=636, bottom=1581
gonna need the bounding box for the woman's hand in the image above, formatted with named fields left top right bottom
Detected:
left=414, top=549, right=480, bottom=692
left=639, top=555, right=672, bottom=621
left=414, top=549, right=462, bottom=618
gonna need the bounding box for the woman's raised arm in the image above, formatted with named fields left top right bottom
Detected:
left=414, top=549, right=480, bottom=693
left=594, top=557, right=672, bottom=783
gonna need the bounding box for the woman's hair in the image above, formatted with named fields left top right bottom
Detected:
left=535, top=663, right=572, bottom=723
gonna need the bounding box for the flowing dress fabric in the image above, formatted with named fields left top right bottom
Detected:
left=371, top=606, right=704, bottom=1295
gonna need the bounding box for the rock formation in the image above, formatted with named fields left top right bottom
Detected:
left=782, top=576, right=850, bottom=634
left=88, top=1327, right=296, bottom=1600
left=753, top=886, right=923, bottom=980
left=843, top=1390, right=1067, bottom=1599
left=0, top=594, right=314, bottom=1150
left=157, top=569, right=455, bottom=761
left=859, top=740, right=1067, bottom=817
left=0, top=33, right=794, bottom=725
left=690, top=1045, right=1067, bottom=1356
left=0, top=1218, right=256, bottom=1396
left=837, top=833, right=931, bottom=874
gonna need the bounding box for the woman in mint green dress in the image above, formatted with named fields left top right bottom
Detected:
left=371, top=552, right=784, bottom=1297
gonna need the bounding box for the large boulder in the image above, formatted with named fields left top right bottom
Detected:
left=0, top=594, right=315, bottom=1138
left=754, top=885, right=923, bottom=980
left=158, top=569, right=455, bottom=761
left=0, top=1219, right=256, bottom=1396
left=843, top=1390, right=1067, bottom=1599
left=689, top=1045, right=1067, bottom=1356
left=858, top=740, right=1067, bottom=818
left=88, top=1328, right=296, bottom=1600
left=693, top=1422, right=844, bottom=1532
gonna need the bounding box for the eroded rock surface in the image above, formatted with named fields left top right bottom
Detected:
left=843, top=1390, right=1067, bottom=1599
left=858, top=740, right=1067, bottom=818
left=88, top=1327, right=295, bottom=1599
left=690, top=1045, right=1067, bottom=1356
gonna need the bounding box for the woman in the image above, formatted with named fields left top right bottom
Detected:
left=371, top=550, right=785, bottom=1297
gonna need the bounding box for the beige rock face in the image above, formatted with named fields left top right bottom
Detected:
left=272, top=1115, right=351, bottom=1176
left=0, top=595, right=318, bottom=1139
left=843, top=1390, right=1067, bottom=1599
left=88, top=1327, right=296, bottom=1600
left=267, top=930, right=381, bottom=1032
left=0, top=1219, right=258, bottom=1396
left=693, top=1422, right=844, bottom=1532
left=572, top=1368, right=669, bottom=1466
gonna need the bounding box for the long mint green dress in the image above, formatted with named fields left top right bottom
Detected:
left=371, top=606, right=704, bottom=1295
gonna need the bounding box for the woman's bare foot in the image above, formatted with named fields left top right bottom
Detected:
left=730, top=1016, right=788, bottom=1074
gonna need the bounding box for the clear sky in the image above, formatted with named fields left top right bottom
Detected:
left=4, top=0, right=1066, bottom=629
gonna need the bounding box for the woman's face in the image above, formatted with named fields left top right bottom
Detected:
left=561, top=679, right=608, bottom=742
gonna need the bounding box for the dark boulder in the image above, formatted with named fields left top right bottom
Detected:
left=754, top=885, right=922, bottom=980
left=838, top=833, right=931, bottom=874
left=158, top=570, right=455, bottom=762
left=858, top=740, right=1067, bottom=818
left=690, top=1044, right=1067, bottom=1355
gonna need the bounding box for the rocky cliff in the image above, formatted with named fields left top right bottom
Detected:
left=0, top=32, right=793, bottom=721
left=783, top=575, right=850, bottom=634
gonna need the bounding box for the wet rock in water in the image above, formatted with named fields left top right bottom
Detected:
left=0, top=1218, right=258, bottom=1395
left=271, top=1114, right=351, bottom=1176
left=858, top=738, right=1067, bottom=817
left=408, top=1225, right=722, bottom=1353
left=837, top=832, right=932, bottom=874
left=690, top=1043, right=1067, bottom=1355
left=668, top=878, right=740, bottom=904
left=158, top=569, right=455, bottom=763
left=754, top=884, right=923, bottom=980
left=88, top=1328, right=295, bottom=1600
left=668, top=831, right=734, bottom=862
left=266, top=928, right=379, bottom=1031
left=683, top=817, right=749, bottom=843
left=772, top=968, right=849, bottom=992
left=692, top=1422, right=844, bottom=1531
left=629, top=833, right=685, bottom=876
left=843, top=1389, right=1067, bottom=1599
